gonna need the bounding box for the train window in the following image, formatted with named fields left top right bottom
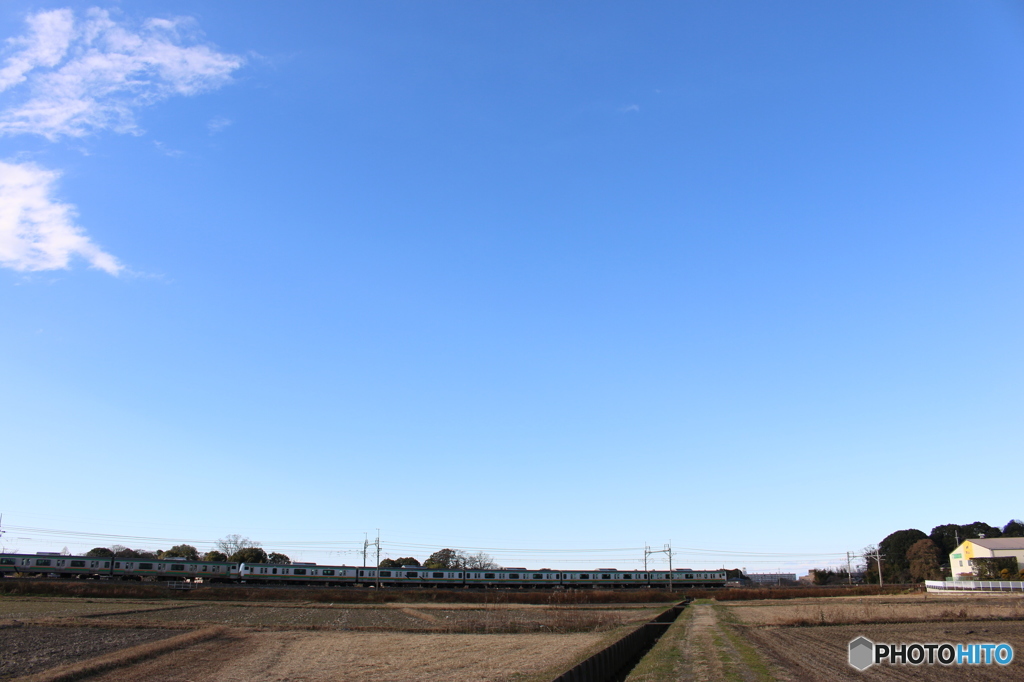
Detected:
left=686, top=574, right=693, bottom=579
left=508, top=573, right=519, bottom=579
left=323, top=570, right=335, bottom=576
left=114, top=562, right=120, bottom=568
left=643, top=574, right=647, bottom=579
left=272, top=568, right=278, bottom=574
left=433, top=572, right=444, bottom=578
left=171, top=564, right=185, bottom=571
left=601, top=574, right=611, bottom=580
left=405, top=571, right=417, bottom=578
left=484, top=573, right=495, bottom=579
left=293, top=569, right=307, bottom=575
left=579, top=573, right=588, bottom=579
left=359, top=570, right=364, bottom=576
left=622, top=574, right=631, bottom=579
left=379, top=570, right=391, bottom=577
left=139, top=563, right=153, bottom=570
left=201, top=566, right=208, bottom=572
left=35, top=559, right=52, bottom=566
left=1, top=558, right=15, bottom=565
left=533, top=574, right=543, bottom=580
left=458, top=573, right=463, bottom=578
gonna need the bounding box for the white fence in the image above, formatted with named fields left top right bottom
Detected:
left=925, top=580, right=1024, bottom=593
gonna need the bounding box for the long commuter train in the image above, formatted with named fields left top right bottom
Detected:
left=0, top=552, right=727, bottom=588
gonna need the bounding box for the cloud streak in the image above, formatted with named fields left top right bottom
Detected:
left=0, top=160, right=122, bottom=274
left=0, top=8, right=244, bottom=275
left=0, top=8, right=244, bottom=140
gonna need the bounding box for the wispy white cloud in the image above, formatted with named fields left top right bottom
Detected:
left=620, top=104, right=640, bottom=113
left=0, top=9, right=75, bottom=91
left=0, top=160, right=122, bottom=275
left=0, top=8, right=243, bottom=275
left=0, top=8, right=244, bottom=140
left=207, top=115, right=232, bottom=134
left=153, top=140, right=183, bottom=157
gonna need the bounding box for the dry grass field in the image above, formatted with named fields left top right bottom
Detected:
left=727, top=593, right=1024, bottom=626
left=10, top=590, right=1021, bottom=681
left=78, top=630, right=615, bottom=682
left=0, top=595, right=664, bottom=681
left=627, top=594, right=1024, bottom=682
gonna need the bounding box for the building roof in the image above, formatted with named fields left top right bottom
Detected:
left=966, top=538, right=1024, bottom=550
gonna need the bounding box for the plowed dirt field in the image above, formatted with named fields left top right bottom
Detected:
left=0, top=595, right=658, bottom=681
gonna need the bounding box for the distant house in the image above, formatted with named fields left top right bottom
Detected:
left=747, top=572, right=797, bottom=585
left=949, top=538, right=1024, bottom=579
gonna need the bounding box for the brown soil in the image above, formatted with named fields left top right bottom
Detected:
left=81, top=630, right=608, bottom=682
left=0, top=624, right=178, bottom=680
left=745, top=621, right=1024, bottom=680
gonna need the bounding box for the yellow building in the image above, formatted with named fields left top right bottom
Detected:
left=950, top=538, right=1024, bottom=579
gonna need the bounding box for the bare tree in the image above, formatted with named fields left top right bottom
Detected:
left=216, top=534, right=259, bottom=556
left=463, top=551, right=498, bottom=570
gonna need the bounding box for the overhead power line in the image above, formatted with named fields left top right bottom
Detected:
left=4, top=524, right=851, bottom=563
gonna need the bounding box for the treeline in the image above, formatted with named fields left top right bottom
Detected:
left=863, top=519, right=1023, bottom=584
left=380, top=548, right=499, bottom=570
left=83, top=534, right=292, bottom=565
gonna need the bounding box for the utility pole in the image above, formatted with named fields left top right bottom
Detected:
left=375, top=529, right=381, bottom=590
left=361, top=531, right=381, bottom=589
left=645, top=542, right=674, bottom=592
left=668, top=542, right=673, bottom=592
left=846, top=552, right=853, bottom=585
left=875, top=548, right=883, bottom=587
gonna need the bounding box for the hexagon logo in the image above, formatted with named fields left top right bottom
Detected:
left=849, top=636, right=875, bottom=671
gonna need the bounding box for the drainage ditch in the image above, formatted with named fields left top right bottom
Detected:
left=552, top=600, right=689, bottom=682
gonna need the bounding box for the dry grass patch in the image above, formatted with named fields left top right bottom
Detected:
left=9, top=627, right=225, bottom=682
left=0, top=598, right=184, bottom=621
left=79, top=629, right=617, bottom=682
left=96, top=602, right=658, bottom=633
left=724, top=594, right=1024, bottom=626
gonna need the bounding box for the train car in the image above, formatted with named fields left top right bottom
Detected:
left=675, top=569, right=727, bottom=587
left=111, top=557, right=237, bottom=582
left=0, top=553, right=112, bottom=578
left=239, top=562, right=356, bottom=585
left=0, top=552, right=238, bottom=582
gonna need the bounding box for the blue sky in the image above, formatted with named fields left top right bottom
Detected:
left=1, top=1, right=1022, bottom=573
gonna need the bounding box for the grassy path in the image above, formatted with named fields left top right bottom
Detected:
left=626, top=601, right=779, bottom=682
